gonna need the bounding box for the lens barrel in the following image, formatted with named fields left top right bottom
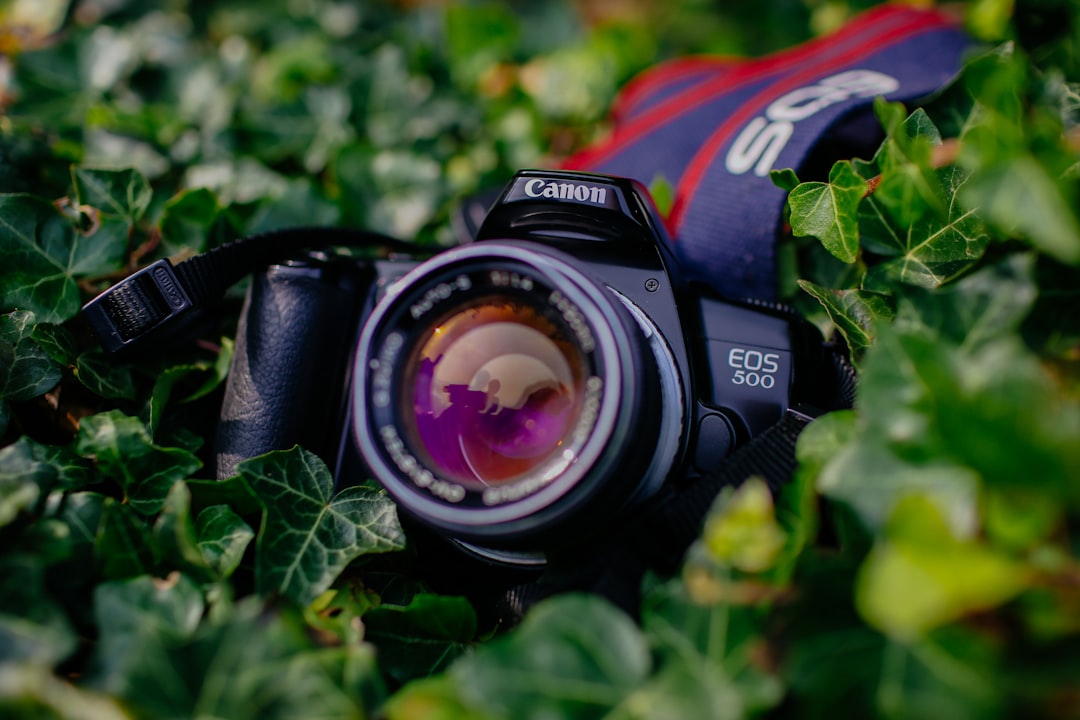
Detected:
left=352, top=242, right=681, bottom=549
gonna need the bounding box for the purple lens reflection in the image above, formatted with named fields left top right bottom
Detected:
left=402, top=300, right=589, bottom=490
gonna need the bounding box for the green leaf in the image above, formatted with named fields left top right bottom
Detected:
left=961, top=156, right=1080, bottom=264
left=75, top=350, right=136, bottom=400
left=788, top=160, right=866, bottom=263
left=195, top=505, right=255, bottom=580
left=797, top=281, right=894, bottom=354
left=856, top=495, right=1027, bottom=639
left=0, top=310, right=62, bottom=402
left=159, top=187, right=220, bottom=256
left=364, top=594, right=478, bottom=682
left=0, top=195, right=83, bottom=322
left=0, top=554, right=77, bottom=666
left=89, top=573, right=205, bottom=697
left=76, top=411, right=202, bottom=515
left=641, top=581, right=783, bottom=715
left=862, top=165, right=989, bottom=291
left=96, top=498, right=155, bottom=579
left=90, top=588, right=365, bottom=720
left=0, top=664, right=131, bottom=720
left=450, top=594, right=651, bottom=720
left=701, top=477, right=787, bottom=574
left=647, top=174, right=675, bottom=216
left=153, top=481, right=214, bottom=578
left=236, top=446, right=406, bottom=606
left=72, top=167, right=153, bottom=224
left=382, top=675, right=495, bottom=720
left=0, top=436, right=65, bottom=527
left=895, top=253, right=1038, bottom=351
left=30, top=321, right=77, bottom=365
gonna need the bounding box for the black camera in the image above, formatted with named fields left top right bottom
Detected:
left=214, top=169, right=847, bottom=568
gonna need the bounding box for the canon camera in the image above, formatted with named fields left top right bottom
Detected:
left=214, top=169, right=847, bottom=565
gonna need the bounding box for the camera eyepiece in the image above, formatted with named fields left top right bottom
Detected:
left=352, top=242, right=682, bottom=548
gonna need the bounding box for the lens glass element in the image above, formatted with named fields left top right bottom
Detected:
left=401, top=297, right=589, bottom=490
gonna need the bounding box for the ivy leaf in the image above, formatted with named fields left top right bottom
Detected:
left=89, top=573, right=205, bottom=699
left=75, top=350, right=136, bottom=400
left=788, top=160, right=866, bottom=263
left=641, top=581, right=783, bottom=715
left=895, top=253, right=1038, bottom=351
left=195, top=505, right=255, bottom=580
left=154, top=482, right=213, bottom=578
left=72, top=167, right=153, bottom=224
left=862, top=165, right=989, bottom=290
left=856, top=495, right=1027, bottom=638
left=0, top=195, right=83, bottom=322
left=30, top=322, right=77, bottom=365
left=0, top=554, right=77, bottom=666
left=701, top=477, right=787, bottom=574
left=76, top=411, right=202, bottom=515
left=871, top=107, right=946, bottom=227
left=90, top=591, right=363, bottom=720
left=450, top=594, right=651, bottom=720
left=961, top=156, right=1080, bottom=265
left=364, top=593, right=478, bottom=683
left=96, top=499, right=156, bottom=580
left=0, top=310, right=62, bottom=403
left=0, top=440, right=48, bottom=528
left=0, top=664, right=131, bottom=720
left=797, top=281, right=894, bottom=354
left=159, top=187, right=220, bottom=256
left=236, top=446, right=406, bottom=606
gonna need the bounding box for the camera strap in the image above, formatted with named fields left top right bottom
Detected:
left=81, top=227, right=421, bottom=354
left=561, top=5, right=972, bottom=301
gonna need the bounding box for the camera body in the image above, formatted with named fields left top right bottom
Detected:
left=216, top=170, right=839, bottom=564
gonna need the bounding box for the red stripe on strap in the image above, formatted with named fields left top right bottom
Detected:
left=562, top=5, right=956, bottom=173
left=666, top=16, right=955, bottom=239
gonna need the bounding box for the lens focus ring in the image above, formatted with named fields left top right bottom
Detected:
left=352, top=242, right=665, bottom=544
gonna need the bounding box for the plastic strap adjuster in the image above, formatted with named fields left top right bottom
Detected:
left=82, top=259, right=193, bottom=354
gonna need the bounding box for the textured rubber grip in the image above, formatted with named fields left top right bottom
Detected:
left=214, top=260, right=364, bottom=478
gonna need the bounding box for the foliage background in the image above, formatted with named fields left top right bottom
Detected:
left=1, top=0, right=1079, bottom=718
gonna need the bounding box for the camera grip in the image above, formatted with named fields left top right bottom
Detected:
left=215, top=259, right=362, bottom=479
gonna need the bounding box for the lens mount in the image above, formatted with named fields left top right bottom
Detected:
left=352, top=241, right=679, bottom=546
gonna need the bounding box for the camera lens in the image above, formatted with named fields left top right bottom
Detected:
left=352, top=242, right=682, bottom=548
left=401, top=297, right=590, bottom=490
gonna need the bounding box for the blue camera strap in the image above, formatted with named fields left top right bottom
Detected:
left=562, top=5, right=973, bottom=300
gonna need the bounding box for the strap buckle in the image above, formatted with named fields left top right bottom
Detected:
left=81, top=259, right=193, bottom=354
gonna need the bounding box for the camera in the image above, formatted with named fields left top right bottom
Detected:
left=214, top=169, right=848, bottom=568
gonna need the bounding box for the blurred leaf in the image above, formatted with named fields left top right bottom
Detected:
left=364, top=594, right=478, bottom=683
left=0, top=554, right=77, bottom=666
left=72, top=167, right=153, bottom=224
left=857, top=495, right=1027, bottom=638
left=96, top=498, right=155, bottom=579
left=236, top=446, right=406, bottom=606
left=702, top=477, right=787, bottom=574
left=450, top=594, right=650, bottom=720
left=641, top=581, right=783, bottom=716
left=894, top=253, right=1038, bottom=351
left=961, top=156, right=1080, bottom=264
left=90, top=588, right=364, bottom=720
left=0, top=664, right=130, bottom=720
left=159, top=187, right=220, bottom=256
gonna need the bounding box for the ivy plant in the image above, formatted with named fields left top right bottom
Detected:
left=1, top=0, right=1079, bottom=718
